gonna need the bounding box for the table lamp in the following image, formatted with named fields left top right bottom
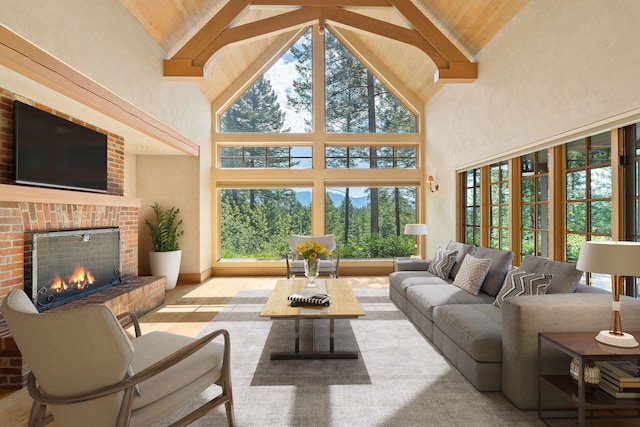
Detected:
left=404, top=224, right=428, bottom=257
left=576, top=241, right=640, bottom=348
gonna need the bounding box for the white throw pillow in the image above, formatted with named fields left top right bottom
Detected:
left=427, top=248, right=458, bottom=280
left=493, top=269, right=552, bottom=308
left=452, top=254, right=492, bottom=295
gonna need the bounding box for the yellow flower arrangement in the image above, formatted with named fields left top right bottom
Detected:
left=295, top=240, right=331, bottom=260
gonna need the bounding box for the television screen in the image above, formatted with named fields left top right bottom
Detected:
left=13, top=100, right=108, bottom=193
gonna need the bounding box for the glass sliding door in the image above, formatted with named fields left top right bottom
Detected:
left=624, top=122, right=640, bottom=297
left=489, top=161, right=509, bottom=249
left=564, top=132, right=612, bottom=289
left=520, top=149, right=550, bottom=260
left=463, top=169, right=481, bottom=246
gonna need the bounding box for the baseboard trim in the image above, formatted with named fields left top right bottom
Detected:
left=178, top=268, right=213, bottom=285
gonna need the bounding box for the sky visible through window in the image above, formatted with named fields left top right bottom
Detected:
left=263, top=38, right=309, bottom=132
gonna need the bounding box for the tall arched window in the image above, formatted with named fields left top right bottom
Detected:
left=213, top=25, right=424, bottom=263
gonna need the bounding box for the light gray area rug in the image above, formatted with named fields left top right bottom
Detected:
left=155, top=289, right=556, bottom=427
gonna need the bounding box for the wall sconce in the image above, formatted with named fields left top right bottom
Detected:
left=427, top=175, right=439, bottom=192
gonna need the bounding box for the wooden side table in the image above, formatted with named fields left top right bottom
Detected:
left=538, top=331, right=640, bottom=426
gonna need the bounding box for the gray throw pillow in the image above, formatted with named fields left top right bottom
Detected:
left=452, top=254, right=492, bottom=295
left=519, top=255, right=583, bottom=293
left=446, top=240, right=477, bottom=279
left=493, top=269, right=552, bottom=308
left=428, top=248, right=458, bottom=280
left=474, top=246, right=515, bottom=296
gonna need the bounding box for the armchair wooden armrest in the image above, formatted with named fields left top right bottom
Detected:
left=116, top=311, right=141, bottom=337
left=2, top=288, right=235, bottom=427
left=27, top=329, right=232, bottom=427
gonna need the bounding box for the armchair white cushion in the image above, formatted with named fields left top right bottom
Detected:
left=1, top=289, right=234, bottom=427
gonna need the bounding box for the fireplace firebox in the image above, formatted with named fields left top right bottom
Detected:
left=25, top=228, right=122, bottom=312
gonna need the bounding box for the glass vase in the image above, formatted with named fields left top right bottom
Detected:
left=304, top=258, right=319, bottom=287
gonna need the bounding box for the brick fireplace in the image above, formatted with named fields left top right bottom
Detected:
left=0, top=88, right=165, bottom=388
left=27, top=227, right=123, bottom=311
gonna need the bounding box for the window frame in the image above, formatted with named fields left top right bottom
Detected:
left=457, top=127, right=635, bottom=294
left=519, top=149, right=550, bottom=260
left=488, top=160, right=510, bottom=250
left=211, top=24, right=425, bottom=274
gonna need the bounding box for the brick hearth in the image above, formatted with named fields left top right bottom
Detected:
left=0, top=276, right=165, bottom=389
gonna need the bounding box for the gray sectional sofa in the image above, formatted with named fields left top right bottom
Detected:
left=389, top=240, right=640, bottom=410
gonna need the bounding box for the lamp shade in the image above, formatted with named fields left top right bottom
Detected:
left=576, top=241, right=640, bottom=277
left=404, top=224, right=428, bottom=235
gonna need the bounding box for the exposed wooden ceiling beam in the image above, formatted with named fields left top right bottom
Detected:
left=388, top=0, right=476, bottom=82
left=322, top=6, right=448, bottom=69
left=433, top=61, right=478, bottom=83
left=387, top=0, right=467, bottom=62
left=194, top=7, right=321, bottom=66
left=251, top=1, right=391, bottom=6
left=164, top=1, right=477, bottom=83
left=173, top=0, right=252, bottom=60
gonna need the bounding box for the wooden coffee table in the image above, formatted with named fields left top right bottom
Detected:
left=260, top=278, right=365, bottom=360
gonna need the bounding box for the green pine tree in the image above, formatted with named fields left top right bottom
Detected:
left=221, top=76, right=290, bottom=133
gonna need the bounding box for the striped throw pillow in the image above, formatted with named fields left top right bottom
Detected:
left=427, top=248, right=458, bottom=280
left=493, top=269, right=552, bottom=308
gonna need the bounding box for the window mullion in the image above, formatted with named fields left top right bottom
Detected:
left=611, top=128, right=624, bottom=241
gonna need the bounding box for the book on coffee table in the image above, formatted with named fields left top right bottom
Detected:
left=288, top=292, right=331, bottom=307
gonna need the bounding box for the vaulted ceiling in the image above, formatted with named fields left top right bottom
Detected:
left=121, top=0, right=528, bottom=106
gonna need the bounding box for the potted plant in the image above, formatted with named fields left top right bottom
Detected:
left=145, top=202, right=184, bottom=290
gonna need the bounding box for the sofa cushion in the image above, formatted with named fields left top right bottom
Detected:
left=406, top=284, right=494, bottom=321
left=519, top=255, right=583, bottom=294
left=388, top=271, right=449, bottom=296
left=394, top=258, right=430, bottom=271
left=428, top=248, right=458, bottom=280
left=452, top=254, right=492, bottom=296
left=493, top=269, right=552, bottom=308
left=446, top=240, right=477, bottom=279
left=474, top=246, right=515, bottom=296
left=433, top=304, right=503, bottom=363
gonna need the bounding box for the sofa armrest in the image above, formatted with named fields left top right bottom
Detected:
left=500, top=293, right=640, bottom=410
left=394, top=258, right=431, bottom=272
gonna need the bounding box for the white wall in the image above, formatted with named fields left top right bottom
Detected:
left=425, top=0, right=640, bottom=254
left=1, top=0, right=213, bottom=275
left=0, top=0, right=210, bottom=147
left=137, top=156, right=201, bottom=275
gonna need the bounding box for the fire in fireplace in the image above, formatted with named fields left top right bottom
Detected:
left=25, top=228, right=122, bottom=311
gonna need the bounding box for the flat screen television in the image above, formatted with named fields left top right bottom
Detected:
left=13, top=100, right=108, bottom=193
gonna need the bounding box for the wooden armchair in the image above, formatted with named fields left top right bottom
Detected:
left=1, top=289, right=234, bottom=427
left=284, top=234, right=340, bottom=279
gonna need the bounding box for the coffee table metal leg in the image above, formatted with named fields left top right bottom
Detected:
left=330, top=318, right=335, bottom=353
left=271, top=318, right=358, bottom=360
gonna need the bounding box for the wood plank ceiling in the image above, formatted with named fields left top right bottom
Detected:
left=120, top=0, right=528, bottom=106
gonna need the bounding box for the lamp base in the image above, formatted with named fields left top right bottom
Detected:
left=595, top=330, right=639, bottom=348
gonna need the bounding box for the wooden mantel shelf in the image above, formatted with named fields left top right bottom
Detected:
left=0, top=184, right=141, bottom=208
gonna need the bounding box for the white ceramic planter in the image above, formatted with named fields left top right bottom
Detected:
left=149, top=249, right=182, bottom=290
